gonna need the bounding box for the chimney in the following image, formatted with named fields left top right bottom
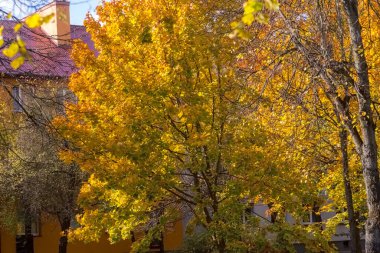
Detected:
left=36, top=0, right=71, bottom=46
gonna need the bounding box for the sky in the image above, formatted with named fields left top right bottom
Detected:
left=0, top=0, right=101, bottom=25
left=70, top=0, right=101, bottom=25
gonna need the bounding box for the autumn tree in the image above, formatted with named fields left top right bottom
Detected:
left=0, top=2, right=87, bottom=253
left=240, top=0, right=380, bottom=251
left=57, top=0, right=332, bottom=252
left=0, top=75, right=84, bottom=253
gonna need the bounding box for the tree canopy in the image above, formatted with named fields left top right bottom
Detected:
left=55, top=0, right=337, bottom=252
left=24, top=0, right=380, bottom=252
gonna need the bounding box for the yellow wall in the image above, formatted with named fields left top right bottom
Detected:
left=1, top=217, right=183, bottom=253
left=163, top=219, right=183, bottom=251
left=1, top=232, right=16, bottom=253
left=34, top=219, right=133, bottom=253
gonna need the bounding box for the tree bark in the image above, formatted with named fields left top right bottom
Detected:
left=279, top=1, right=379, bottom=251
left=340, top=1, right=380, bottom=252
left=159, top=232, right=164, bottom=253
left=58, top=215, right=71, bottom=253
left=340, top=129, right=362, bottom=253
left=217, top=238, right=226, bottom=253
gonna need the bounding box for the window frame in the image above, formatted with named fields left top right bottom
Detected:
left=16, top=216, right=40, bottom=237
left=12, top=86, right=23, bottom=112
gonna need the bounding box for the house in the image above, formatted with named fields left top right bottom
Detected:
left=251, top=203, right=364, bottom=253
left=0, top=1, right=184, bottom=252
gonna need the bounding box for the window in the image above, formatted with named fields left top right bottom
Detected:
left=242, top=204, right=254, bottom=224
left=302, top=211, right=322, bottom=224
left=302, top=212, right=313, bottom=224
left=56, top=88, right=66, bottom=114
left=56, top=88, right=77, bottom=114
left=301, top=203, right=322, bottom=225
left=12, top=86, right=22, bottom=112
left=149, top=233, right=163, bottom=251
left=17, top=216, right=40, bottom=236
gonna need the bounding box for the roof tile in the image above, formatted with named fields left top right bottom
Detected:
left=0, top=20, right=94, bottom=78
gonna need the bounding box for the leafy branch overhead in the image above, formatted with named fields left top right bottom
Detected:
left=0, top=12, right=53, bottom=69
left=231, top=0, right=279, bottom=39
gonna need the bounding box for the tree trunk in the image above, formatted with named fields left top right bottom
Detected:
left=58, top=216, right=71, bottom=253
left=159, top=232, right=164, bottom=253
left=340, top=129, right=362, bottom=253
left=340, top=1, right=380, bottom=252
left=360, top=145, right=380, bottom=253
left=217, top=238, right=226, bottom=253
left=24, top=211, right=34, bottom=253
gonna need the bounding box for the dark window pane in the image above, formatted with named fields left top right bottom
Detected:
left=12, top=86, right=22, bottom=112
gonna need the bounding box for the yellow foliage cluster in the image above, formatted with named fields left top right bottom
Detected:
left=52, top=0, right=380, bottom=251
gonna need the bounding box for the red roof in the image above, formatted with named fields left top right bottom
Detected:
left=0, top=20, right=94, bottom=78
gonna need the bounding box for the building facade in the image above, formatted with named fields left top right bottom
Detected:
left=0, top=1, right=184, bottom=252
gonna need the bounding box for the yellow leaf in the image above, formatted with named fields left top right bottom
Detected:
left=265, top=0, right=280, bottom=10
left=16, top=35, right=26, bottom=51
left=43, top=13, right=55, bottom=23
left=0, top=26, right=3, bottom=47
left=10, top=56, right=24, bottom=69
left=6, top=12, right=12, bottom=19
left=3, top=42, right=19, bottom=58
left=25, top=13, right=43, bottom=28
left=14, top=23, right=22, bottom=33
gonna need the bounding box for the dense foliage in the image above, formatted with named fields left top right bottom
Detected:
left=31, top=0, right=380, bottom=252
left=55, top=0, right=336, bottom=252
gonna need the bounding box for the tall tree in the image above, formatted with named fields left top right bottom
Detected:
left=57, top=0, right=331, bottom=252
left=0, top=2, right=85, bottom=253
left=240, top=0, right=380, bottom=251
left=0, top=77, right=83, bottom=253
